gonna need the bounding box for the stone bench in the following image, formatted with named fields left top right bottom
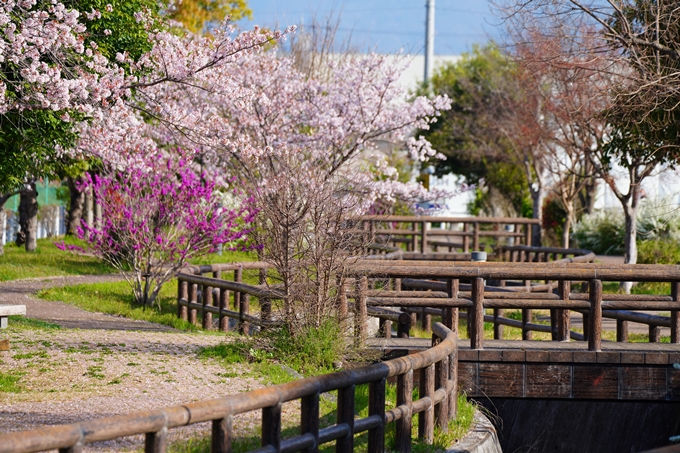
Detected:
left=0, top=305, right=26, bottom=328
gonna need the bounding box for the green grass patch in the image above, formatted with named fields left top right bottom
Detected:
left=7, top=316, right=61, bottom=330
left=0, top=238, right=114, bottom=281
left=37, top=279, right=205, bottom=331
left=0, top=370, right=24, bottom=392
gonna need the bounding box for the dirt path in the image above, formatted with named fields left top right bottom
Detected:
left=0, top=275, right=174, bottom=331
left=0, top=328, right=267, bottom=451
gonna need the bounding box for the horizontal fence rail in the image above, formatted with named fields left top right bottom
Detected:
left=357, top=215, right=540, bottom=254
left=347, top=262, right=680, bottom=350
left=0, top=323, right=458, bottom=453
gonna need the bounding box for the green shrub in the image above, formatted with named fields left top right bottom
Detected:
left=572, top=210, right=625, bottom=254
left=638, top=239, right=680, bottom=264
left=268, top=319, right=346, bottom=375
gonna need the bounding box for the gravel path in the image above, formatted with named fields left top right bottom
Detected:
left=0, top=275, right=273, bottom=451
left=0, top=328, right=267, bottom=451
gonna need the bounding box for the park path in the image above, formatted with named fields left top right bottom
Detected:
left=0, top=274, right=174, bottom=331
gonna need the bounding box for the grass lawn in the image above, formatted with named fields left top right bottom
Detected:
left=0, top=237, right=114, bottom=281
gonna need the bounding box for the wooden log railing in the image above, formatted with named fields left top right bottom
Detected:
left=0, top=323, right=458, bottom=453
left=348, top=262, right=680, bottom=350
left=357, top=215, right=540, bottom=253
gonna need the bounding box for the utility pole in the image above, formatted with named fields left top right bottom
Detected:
left=424, top=0, right=435, bottom=83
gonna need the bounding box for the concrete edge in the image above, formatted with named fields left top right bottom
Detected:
left=447, top=409, right=503, bottom=453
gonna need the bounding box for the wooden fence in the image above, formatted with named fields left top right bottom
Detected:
left=0, top=323, right=458, bottom=453
left=357, top=215, right=540, bottom=253
left=348, top=261, right=680, bottom=350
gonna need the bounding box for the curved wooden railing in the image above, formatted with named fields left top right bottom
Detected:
left=358, top=215, right=540, bottom=253
left=348, top=262, right=680, bottom=349
left=0, top=323, right=458, bottom=453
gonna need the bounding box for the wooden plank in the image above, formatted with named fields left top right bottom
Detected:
left=572, top=366, right=618, bottom=399
left=620, top=367, right=667, bottom=400
left=478, top=363, right=523, bottom=397
left=337, top=386, right=355, bottom=453
left=525, top=364, right=571, bottom=398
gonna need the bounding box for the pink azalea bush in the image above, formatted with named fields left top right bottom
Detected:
left=74, top=154, right=257, bottom=307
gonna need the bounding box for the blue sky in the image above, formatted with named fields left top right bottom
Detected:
left=237, top=1, right=503, bottom=56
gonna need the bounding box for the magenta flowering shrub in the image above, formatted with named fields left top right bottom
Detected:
left=78, top=155, right=257, bottom=307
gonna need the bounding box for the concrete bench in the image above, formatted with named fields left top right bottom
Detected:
left=0, top=305, right=26, bottom=328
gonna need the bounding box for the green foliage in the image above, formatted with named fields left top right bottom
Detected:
left=267, top=319, right=346, bottom=375
left=76, top=0, right=162, bottom=66
left=0, top=238, right=114, bottom=281
left=0, top=111, right=82, bottom=193
left=573, top=198, right=680, bottom=254
left=638, top=239, right=680, bottom=265
left=572, top=210, right=626, bottom=254
left=419, top=44, right=531, bottom=217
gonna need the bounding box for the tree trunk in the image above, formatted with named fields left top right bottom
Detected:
left=562, top=210, right=573, bottom=249
left=0, top=193, right=13, bottom=256
left=17, top=183, right=39, bottom=252
left=66, top=176, right=85, bottom=235
left=621, top=204, right=638, bottom=293
left=531, top=186, right=543, bottom=246
left=582, top=178, right=598, bottom=215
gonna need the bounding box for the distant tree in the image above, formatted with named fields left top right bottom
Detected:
left=167, top=0, right=252, bottom=34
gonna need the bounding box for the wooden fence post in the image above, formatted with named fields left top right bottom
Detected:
left=219, top=288, right=229, bottom=332
left=356, top=277, right=368, bottom=346
left=421, top=221, right=427, bottom=254
left=556, top=280, right=570, bottom=341
left=336, top=385, right=355, bottom=453
left=178, top=280, right=188, bottom=322
left=617, top=319, right=628, bottom=343
left=589, top=279, right=602, bottom=351
left=463, top=223, right=470, bottom=253
left=445, top=279, right=459, bottom=335
left=521, top=308, right=533, bottom=341
left=301, top=393, right=319, bottom=453
left=398, top=312, right=411, bottom=339
left=234, top=268, right=242, bottom=310
left=672, top=281, right=680, bottom=344
left=188, top=283, right=198, bottom=325
left=419, top=363, right=435, bottom=444
left=434, top=341, right=449, bottom=432
left=339, top=278, right=349, bottom=332
left=649, top=325, right=661, bottom=343
left=239, top=294, right=250, bottom=335
left=262, top=403, right=281, bottom=452
left=368, top=378, right=386, bottom=453
left=145, top=427, right=167, bottom=453
left=202, top=285, right=213, bottom=330
left=471, top=277, right=484, bottom=350
left=396, top=370, right=413, bottom=453
left=212, top=415, right=232, bottom=453
left=473, top=222, right=480, bottom=251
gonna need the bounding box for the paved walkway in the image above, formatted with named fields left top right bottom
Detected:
left=0, top=275, right=174, bottom=331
